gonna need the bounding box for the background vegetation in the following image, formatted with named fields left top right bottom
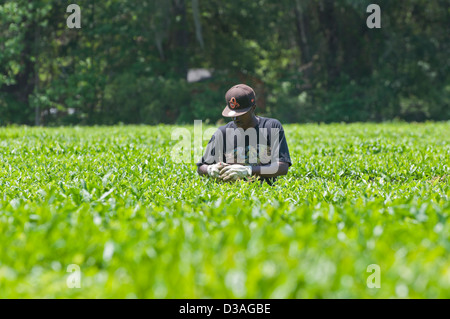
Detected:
left=1, top=0, right=449, bottom=126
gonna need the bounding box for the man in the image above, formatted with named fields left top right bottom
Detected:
left=197, top=84, right=292, bottom=185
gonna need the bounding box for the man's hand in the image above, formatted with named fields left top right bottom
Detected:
left=207, top=162, right=229, bottom=178
left=219, top=164, right=252, bottom=182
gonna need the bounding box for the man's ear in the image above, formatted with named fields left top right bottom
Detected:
left=252, top=105, right=257, bottom=113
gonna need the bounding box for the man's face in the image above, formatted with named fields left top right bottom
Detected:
left=231, top=106, right=256, bottom=129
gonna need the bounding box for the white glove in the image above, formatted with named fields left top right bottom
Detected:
left=219, top=164, right=252, bottom=182
left=207, top=162, right=229, bottom=178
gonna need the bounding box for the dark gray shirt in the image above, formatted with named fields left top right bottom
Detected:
left=197, top=116, right=292, bottom=184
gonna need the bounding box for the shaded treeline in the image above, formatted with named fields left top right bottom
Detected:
left=0, top=0, right=449, bottom=125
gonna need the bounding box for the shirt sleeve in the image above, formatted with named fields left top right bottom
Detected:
left=269, top=119, right=292, bottom=167
left=196, top=129, right=224, bottom=167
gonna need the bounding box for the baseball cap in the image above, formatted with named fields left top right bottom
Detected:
left=222, top=84, right=256, bottom=117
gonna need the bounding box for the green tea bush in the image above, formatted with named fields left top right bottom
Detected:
left=0, top=122, right=449, bottom=298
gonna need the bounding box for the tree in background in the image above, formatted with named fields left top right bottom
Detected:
left=0, top=0, right=449, bottom=125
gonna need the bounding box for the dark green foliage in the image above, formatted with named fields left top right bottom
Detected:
left=0, top=0, right=449, bottom=125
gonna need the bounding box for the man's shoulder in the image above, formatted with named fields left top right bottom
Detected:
left=258, top=116, right=284, bottom=128
left=217, top=121, right=236, bottom=132
left=214, top=117, right=285, bottom=132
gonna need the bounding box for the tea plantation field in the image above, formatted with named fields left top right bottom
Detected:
left=0, top=122, right=449, bottom=298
